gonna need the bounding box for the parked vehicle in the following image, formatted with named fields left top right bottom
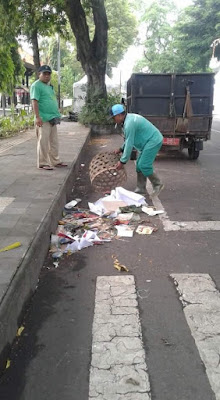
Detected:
left=127, top=73, right=215, bottom=159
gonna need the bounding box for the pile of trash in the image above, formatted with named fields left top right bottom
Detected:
left=49, top=187, right=164, bottom=267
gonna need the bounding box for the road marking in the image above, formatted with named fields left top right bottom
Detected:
left=212, top=129, right=220, bottom=134
left=171, top=273, right=220, bottom=400
left=163, top=220, right=220, bottom=231
left=89, top=275, right=151, bottom=400
left=147, top=180, right=220, bottom=231
left=0, top=197, right=15, bottom=213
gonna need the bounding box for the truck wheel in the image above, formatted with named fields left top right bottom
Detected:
left=188, top=143, right=200, bottom=160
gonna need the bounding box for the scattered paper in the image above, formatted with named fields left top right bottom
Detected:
left=50, top=234, right=59, bottom=247
left=52, top=251, right=63, bottom=259
left=117, top=212, right=134, bottom=222
left=101, top=199, right=127, bottom=212
left=116, top=225, right=135, bottom=237
left=142, top=206, right=164, bottom=216
left=136, top=225, right=154, bottom=235
left=53, top=261, right=59, bottom=268
left=89, top=187, right=147, bottom=216
left=64, top=230, right=102, bottom=253
left=88, top=201, right=107, bottom=216
left=65, top=198, right=81, bottom=209
left=114, top=187, right=147, bottom=206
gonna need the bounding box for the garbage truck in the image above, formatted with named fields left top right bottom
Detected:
left=126, top=73, right=215, bottom=159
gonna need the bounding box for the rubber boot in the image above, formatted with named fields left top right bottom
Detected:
left=148, top=172, right=164, bottom=197
left=134, top=172, right=147, bottom=195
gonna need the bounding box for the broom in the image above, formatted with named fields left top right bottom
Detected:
left=176, top=84, right=193, bottom=132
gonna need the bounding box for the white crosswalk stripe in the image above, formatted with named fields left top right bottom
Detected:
left=89, top=276, right=151, bottom=400
left=146, top=180, right=220, bottom=231
left=171, top=273, right=220, bottom=400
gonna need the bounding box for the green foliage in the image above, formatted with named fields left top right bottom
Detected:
left=0, top=112, right=34, bottom=138
left=134, top=0, right=220, bottom=73
left=134, top=0, right=179, bottom=73
left=17, top=0, right=67, bottom=42
left=1, top=0, right=137, bottom=102
left=78, top=92, right=121, bottom=125
left=40, top=0, right=137, bottom=96
left=174, top=0, right=220, bottom=71
left=40, top=34, right=84, bottom=98
left=0, top=2, right=24, bottom=92
left=50, top=71, right=59, bottom=94
left=0, top=49, right=15, bottom=93
left=106, top=0, right=138, bottom=72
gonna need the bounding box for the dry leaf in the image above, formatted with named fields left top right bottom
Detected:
left=16, top=326, right=25, bottom=337
left=112, top=255, right=129, bottom=272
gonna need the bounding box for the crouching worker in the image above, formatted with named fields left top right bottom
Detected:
left=109, top=104, right=164, bottom=197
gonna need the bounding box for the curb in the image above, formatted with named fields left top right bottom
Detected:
left=0, top=130, right=90, bottom=374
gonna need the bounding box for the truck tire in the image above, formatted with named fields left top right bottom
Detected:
left=188, top=143, right=200, bottom=160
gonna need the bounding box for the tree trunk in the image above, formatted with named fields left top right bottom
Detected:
left=64, top=0, right=108, bottom=103
left=2, top=94, right=6, bottom=117
left=30, top=30, right=41, bottom=79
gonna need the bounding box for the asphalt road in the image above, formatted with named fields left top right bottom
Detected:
left=0, top=118, right=220, bottom=400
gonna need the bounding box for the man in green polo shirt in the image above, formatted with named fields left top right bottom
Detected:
left=30, top=65, right=67, bottom=170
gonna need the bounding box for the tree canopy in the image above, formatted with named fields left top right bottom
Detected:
left=39, top=1, right=137, bottom=98
left=134, top=0, right=179, bottom=73
left=0, top=1, right=23, bottom=93
left=175, top=0, right=220, bottom=71
left=1, top=0, right=219, bottom=102
left=134, top=0, right=220, bottom=73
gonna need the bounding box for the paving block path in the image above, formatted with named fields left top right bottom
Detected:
left=0, top=121, right=90, bottom=370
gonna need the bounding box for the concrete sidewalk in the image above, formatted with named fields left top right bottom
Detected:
left=0, top=121, right=90, bottom=370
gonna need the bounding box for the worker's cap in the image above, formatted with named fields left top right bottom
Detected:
left=108, top=104, right=125, bottom=119
left=38, top=65, right=52, bottom=73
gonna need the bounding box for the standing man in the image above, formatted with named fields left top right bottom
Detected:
left=30, top=65, right=67, bottom=170
left=110, top=104, right=164, bottom=197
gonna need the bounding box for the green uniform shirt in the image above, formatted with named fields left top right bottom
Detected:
left=30, top=80, right=60, bottom=122
left=120, top=113, right=163, bottom=164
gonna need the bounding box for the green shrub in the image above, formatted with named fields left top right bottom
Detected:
left=0, top=111, right=34, bottom=138
left=78, top=92, right=122, bottom=125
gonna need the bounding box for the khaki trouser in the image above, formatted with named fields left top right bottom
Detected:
left=36, top=122, right=61, bottom=168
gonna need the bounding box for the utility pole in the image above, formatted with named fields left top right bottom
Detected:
left=57, top=34, right=61, bottom=108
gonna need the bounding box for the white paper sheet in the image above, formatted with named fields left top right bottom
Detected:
left=142, top=206, right=164, bottom=216
left=64, top=230, right=102, bottom=253
left=88, top=187, right=147, bottom=216
left=115, top=225, right=135, bottom=237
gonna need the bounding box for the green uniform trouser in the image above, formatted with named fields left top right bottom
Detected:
left=136, top=141, right=162, bottom=177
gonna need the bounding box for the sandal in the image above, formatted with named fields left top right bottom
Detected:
left=55, top=162, right=68, bottom=167
left=39, top=165, right=54, bottom=170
